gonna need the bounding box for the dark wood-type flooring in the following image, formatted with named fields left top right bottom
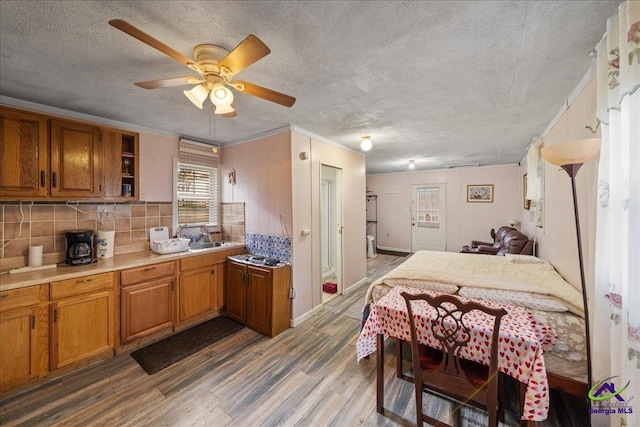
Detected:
left=0, top=254, right=588, bottom=426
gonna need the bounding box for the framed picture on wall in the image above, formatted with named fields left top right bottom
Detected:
left=523, top=173, right=531, bottom=210
left=466, top=184, right=493, bottom=203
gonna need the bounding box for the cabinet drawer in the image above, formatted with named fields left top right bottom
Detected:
left=50, top=272, right=115, bottom=300
left=180, top=253, right=226, bottom=271
left=0, top=286, right=45, bottom=312
left=121, top=261, right=176, bottom=286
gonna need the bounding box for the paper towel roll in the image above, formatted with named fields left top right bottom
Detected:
left=97, top=230, right=115, bottom=259
left=28, top=245, right=43, bottom=267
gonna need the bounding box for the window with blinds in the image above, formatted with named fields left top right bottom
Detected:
left=177, top=163, right=218, bottom=226
left=174, top=139, right=220, bottom=229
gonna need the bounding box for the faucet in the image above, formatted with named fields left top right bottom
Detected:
left=192, top=232, right=211, bottom=244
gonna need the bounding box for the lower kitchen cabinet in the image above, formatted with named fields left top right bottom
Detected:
left=49, top=272, right=115, bottom=370
left=178, top=263, right=222, bottom=324
left=0, top=285, right=48, bottom=391
left=120, top=261, right=176, bottom=343
left=226, top=261, right=291, bottom=338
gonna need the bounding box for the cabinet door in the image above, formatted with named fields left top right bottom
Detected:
left=50, top=119, right=100, bottom=197
left=121, top=278, right=174, bottom=343
left=0, top=307, right=38, bottom=388
left=178, top=265, right=217, bottom=323
left=0, top=107, right=49, bottom=198
left=50, top=290, right=115, bottom=370
left=226, top=262, right=247, bottom=324
left=246, top=267, right=272, bottom=336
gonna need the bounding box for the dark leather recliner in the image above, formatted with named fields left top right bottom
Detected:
left=459, top=226, right=515, bottom=254
left=460, top=228, right=534, bottom=256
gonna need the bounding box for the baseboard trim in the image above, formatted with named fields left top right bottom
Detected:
left=291, top=304, right=324, bottom=327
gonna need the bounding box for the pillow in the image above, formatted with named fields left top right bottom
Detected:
left=458, top=287, right=569, bottom=312
left=384, top=278, right=458, bottom=295
left=505, top=254, right=547, bottom=264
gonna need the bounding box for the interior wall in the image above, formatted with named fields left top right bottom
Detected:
left=138, top=132, right=178, bottom=203
left=366, top=165, right=521, bottom=253
left=519, top=74, right=599, bottom=292
left=220, top=132, right=293, bottom=236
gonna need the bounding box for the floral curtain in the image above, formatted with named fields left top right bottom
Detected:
left=593, top=1, right=639, bottom=426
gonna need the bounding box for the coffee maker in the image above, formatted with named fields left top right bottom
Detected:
left=65, top=230, right=94, bottom=265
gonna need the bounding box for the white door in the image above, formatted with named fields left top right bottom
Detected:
left=411, top=184, right=446, bottom=252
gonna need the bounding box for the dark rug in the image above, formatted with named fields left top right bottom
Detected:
left=130, top=316, right=244, bottom=375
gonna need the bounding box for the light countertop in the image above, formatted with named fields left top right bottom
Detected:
left=0, top=242, right=246, bottom=291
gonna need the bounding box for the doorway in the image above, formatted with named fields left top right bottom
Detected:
left=411, top=184, right=446, bottom=252
left=321, top=165, right=343, bottom=303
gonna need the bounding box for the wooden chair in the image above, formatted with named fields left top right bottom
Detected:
left=401, top=292, right=507, bottom=427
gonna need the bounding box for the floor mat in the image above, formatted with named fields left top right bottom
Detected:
left=130, top=316, right=244, bottom=375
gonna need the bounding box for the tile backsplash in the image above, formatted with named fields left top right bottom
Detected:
left=245, top=232, right=292, bottom=262
left=1, top=201, right=247, bottom=271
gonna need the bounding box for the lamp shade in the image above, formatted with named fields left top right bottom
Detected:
left=540, top=138, right=601, bottom=166
left=214, top=103, right=235, bottom=115
left=210, top=83, right=234, bottom=106
left=360, top=136, right=372, bottom=151
left=183, top=85, right=209, bottom=109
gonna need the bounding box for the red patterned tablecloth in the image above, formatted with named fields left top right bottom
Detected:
left=356, top=285, right=557, bottom=421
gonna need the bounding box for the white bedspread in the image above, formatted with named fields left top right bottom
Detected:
left=365, top=250, right=584, bottom=316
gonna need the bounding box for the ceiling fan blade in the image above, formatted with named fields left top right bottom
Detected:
left=134, top=77, right=205, bottom=89
left=218, top=35, right=270, bottom=76
left=233, top=80, right=296, bottom=107
left=109, top=19, right=201, bottom=73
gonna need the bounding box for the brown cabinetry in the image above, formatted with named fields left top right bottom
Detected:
left=49, top=272, right=115, bottom=370
left=226, top=262, right=291, bottom=338
left=0, top=107, right=49, bottom=198
left=178, top=254, right=225, bottom=327
left=0, top=106, right=139, bottom=201
left=50, top=119, right=101, bottom=198
left=0, top=285, right=48, bottom=391
left=120, top=262, right=176, bottom=343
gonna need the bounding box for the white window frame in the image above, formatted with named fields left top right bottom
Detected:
left=172, top=139, right=221, bottom=234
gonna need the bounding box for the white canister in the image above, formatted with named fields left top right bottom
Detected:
left=28, top=245, right=44, bottom=267
left=96, top=230, right=115, bottom=259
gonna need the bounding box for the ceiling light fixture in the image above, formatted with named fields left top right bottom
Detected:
left=183, top=82, right=235, bottom=114
left=360, top=136, right=372, bottom=151
left=409, top=160, right=415, bottom=169
left=183, top=84, right=209, bottom=109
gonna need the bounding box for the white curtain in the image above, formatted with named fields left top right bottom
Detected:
left=593, top=2, right=639, bottom=426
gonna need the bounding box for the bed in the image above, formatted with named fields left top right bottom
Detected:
left=363, top=250, right=588, bottom=396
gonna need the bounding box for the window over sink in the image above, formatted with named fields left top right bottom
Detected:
left=173, top=138, right=220, bottom=233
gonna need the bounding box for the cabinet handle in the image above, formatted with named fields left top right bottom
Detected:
left=77, top=278, right=93, bottom=284
left=40, top=170, right=46, bottom=187
left=211, top=270, right=215, bottom=275
left=52, top=172, right=57, bottom=188
left=99, top=184, right=103, bottom=192
left=143, top=266, right=156, bottom=272
left=54, top=309, right=58, bottom=323
left=31, top=315, right=36, bottom=329
left=0, top=294, right=7, bottom=300
left=170, top=281, right=174, bottom=291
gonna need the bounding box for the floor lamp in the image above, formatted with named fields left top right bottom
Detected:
left=541, top=138, right=601, bottom=392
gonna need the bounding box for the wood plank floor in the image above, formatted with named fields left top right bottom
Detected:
left=0, top=254, right=588, bottom=426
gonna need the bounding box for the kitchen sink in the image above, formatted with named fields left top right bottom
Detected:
left=188, top=242, right=232, bottom=251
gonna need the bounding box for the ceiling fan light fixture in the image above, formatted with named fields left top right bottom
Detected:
left=210, top=83, right=234, bottom=106
left=360, top=136, right=372, bottom=152
left=214, top=103, right=236, bottom=115
left=183, top=84, right=209, bottom=109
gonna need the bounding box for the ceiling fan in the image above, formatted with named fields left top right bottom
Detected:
left=108, top=19, right=296, bottom=117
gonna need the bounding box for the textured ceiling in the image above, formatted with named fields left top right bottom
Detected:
left=0, top=1, right=620, bottom=174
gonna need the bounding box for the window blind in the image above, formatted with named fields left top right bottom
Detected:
left=176, top=139, right=220, bottom=227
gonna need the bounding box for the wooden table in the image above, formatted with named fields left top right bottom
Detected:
left=356, top=286, right=557, bottom=422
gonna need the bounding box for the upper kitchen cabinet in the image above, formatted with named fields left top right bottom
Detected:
left=0, top=107, right=50, bottom=198
left=101, top=127, right=139, bottom=200
left=50, top=119, right=101, bottom=198
left=0, top=106, right=139, bottom=201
